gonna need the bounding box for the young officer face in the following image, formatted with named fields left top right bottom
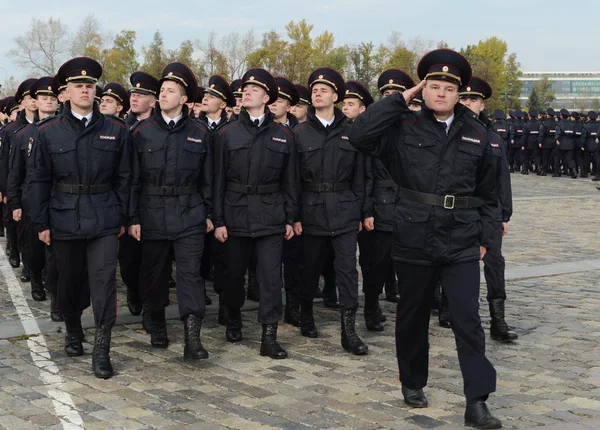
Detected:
left=242, top=84, right=269, bottom=110
left=291, top=104, right=308, bottom=122
left=342, top=98, right=365, bottom=120
left=233, top=97, right=242, bottom=115
left=159, top=81, right=187, bottom=113
left=311, top=84, right=337, bottom=109
left=99, top=96, right=122, bottom=116
left=130, top=92, right=155, bottom=116
left=423, top=79, right=459, bottom=117
left=269, top=97, right=291, bottom=120
left=202, top=93, right=226, bottom=115
left=66, top=82, right=95, bottom=111
left=36, top=94, right=58, bottom=115
left=21, top=94, right=38, bottom=113
left=382, top=89, right=402, bottom=98
left=459, top=96, right=485, bottom=115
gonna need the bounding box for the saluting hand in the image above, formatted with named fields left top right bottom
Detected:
left=206, top=219, right=214, bottom=233
left=215, top=226, right=228, bottom=243
left=129, top=224, right=141, bottom=241
left=401, top=80, right=426, bottom=104
left=284, top=224, right=294, bottom=240
left=39, top=230, right=51, bottom=246
left=12, top=209, right=22, bottom=222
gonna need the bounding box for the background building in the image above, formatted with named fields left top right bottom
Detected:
left=519, top=72, right=600, bottom=111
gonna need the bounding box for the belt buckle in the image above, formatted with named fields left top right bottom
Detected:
left=247, top=185, right=257, bottom=195
left=162, top=186, right=174, bottom=196
left=443, top=195, right=455, bottom=210
left=323, top=183, right=334, bottom=192
left=78, top=185, right=89, bottom=194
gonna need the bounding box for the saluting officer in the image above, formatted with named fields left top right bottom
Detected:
left=29, top=57, right=131, bottom=379
left=350, top=49, right=501, bottom=429
left=129, top=63, right=213, bottom=360
left=8, top=77, right=58, bottom=307
left=293, top=67, right=368, bottom=355
left=213, top=68, right=298, bottom=359
left=459, top=77, right=518, bottom=343
left=99, top=83, right=130, bottom=119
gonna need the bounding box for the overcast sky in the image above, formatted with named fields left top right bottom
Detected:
left=1, top=0, right=599, bottom=83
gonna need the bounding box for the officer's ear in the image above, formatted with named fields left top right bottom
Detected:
left=116, top=104, right=123, bottom=114
left=333, top=92, right=338, bottom=103
left=219, top=101, right=227, bottom=111
left=181, top=95, right=188, bottom=106
left=149, top=98, right=156, bottom=109
left=359, top=105, right=366, bottom=114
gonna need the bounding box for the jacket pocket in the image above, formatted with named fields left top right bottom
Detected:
left=265, top=140, right=289, bottom=170
left=224, top=192, right=248, bottom=230
left=91, top=192, right=119, bottom=230
left=297, top=142, right=323, bottom=179
left=336, top=191, right=360, bottom=222
left=451, top=210, right=481, bottom=249
left=393, top=205, right=431, bottom=250
left=261, top=193, right=286, bottom=226
left=49, top=193, right=77, bottom=233
left=180, top=142, right=206, bottom=171
left=300, top=192, right=324, bottom=225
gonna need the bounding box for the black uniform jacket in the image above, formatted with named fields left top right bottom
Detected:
left=539, top=118, right=557, bottom=149
left=364, top=155, right=396, bottom=233
left=213, top=108, right=298, bottom=238
left=523, top=118, right=542, bottom=150
left=349, top=92, right=497, bottom=266
left=129, top=107, right=212, bottom=240
left=29, top=102, right=130, bottom=240
left=0, top=111, right=30, bottom=195
left=582, top=121, right=600, bottom=152
left=555, top=119, right=576, bottom=151
left=486, top=125, right=513, bottom=223
left=294, top=107, right=365, bottom=236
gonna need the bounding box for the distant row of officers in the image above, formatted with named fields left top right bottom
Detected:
left=1, top=47, right=517, bottom=429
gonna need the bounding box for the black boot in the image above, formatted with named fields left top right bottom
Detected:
left=377, top=302, right=387, bottom=322
left=9, top=248, right=20, bottom=268
left=431, top=282, right=442, bottom=315
left=225, top=307, right=243, bottom=342
left=341, top=309, right=368, bottom=355
left=246, top=269, right=259, bottom=302
left=141, top=307, right=152, bottom=333
left=92, top=325, right=114, bottom=379
left=126, top=287, right=142, bottom=316
left=183, top=314, right=208, bottom=360
left=300, top=301, right=318, bottom=338
left=20, top=265, right=31, bottom=282
left=218, top=303, right=228, bottom=326
left=30, top=272, right=46, bottom=301
left=464, top=398, right=502, bottom=429
left=63, top=313, right=84, bottom=357
left=364, top=294, right=383, bottom=332
left=384, top=281, right=400, bottom=303
left=402, top=385, right=428, bottom=408
left=489, top=299, right=518, bottom=342
left=260, top=324, right=288, bottom=359
left=284, top=293, right=301, bottom=327
left=150, top=310, right=169, bottom=348
left=438, top=288, right=451, bottom=328
left=50, top=293, right=63, bottom=322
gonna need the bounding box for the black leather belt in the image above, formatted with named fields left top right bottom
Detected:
left=143, top=185, right=198, bottom=196
left=55, top=183, right=111, bottom=194
left=374, top=180, right=396, bottom=188
left=397, top=187, right=482, bottom=210
left=303, top=182, right=350, bottom=192
left=227, top=183, right=280, bottom=195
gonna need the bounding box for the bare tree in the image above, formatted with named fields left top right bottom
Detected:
left=8, top=18, right=70, bottom=75
left=70, top=14, right=108, bottom=58
left=0, top=76, right=20, bottom=98
left=221, top=30, right=257, bottom=79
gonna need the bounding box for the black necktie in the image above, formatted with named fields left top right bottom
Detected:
left=81, top=117, right=87, bottom=127
left=253, top=119, right=259, bottom=127
left=211, top=122, right=217, bottom=130
left=168, top=120, right=175, bottom=129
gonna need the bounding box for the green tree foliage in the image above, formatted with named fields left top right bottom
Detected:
left=531, top=76, right=555, bottom=111
left=141, top=31, right=169, bottom=79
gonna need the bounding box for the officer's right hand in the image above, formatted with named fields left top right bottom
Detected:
left=556, top=140, right=560, bottom=146
left=293, top=222, right=303, bottom=236
left=215, top=226, right=228, bottom=243
left=284, top=224, right=294, bottom=240
left=401, top=80, right=426, bottom=104
left=129, top=224, right=141, bottom=241
left=596, top=138, right=599, bottom=144
left=363, top=217, right=374, bottom=231
left=539, top=144, right=542, bottom=148
left=38, top=230, right=51, bottom=246
left=12, top=209, right=22, bottom=222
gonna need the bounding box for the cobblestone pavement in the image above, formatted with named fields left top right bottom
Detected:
left=1, top=174, right=600, bottom=430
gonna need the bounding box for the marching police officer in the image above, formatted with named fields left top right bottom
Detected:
left=29, top=57, right=131, bottom=379
left=350, top=49, right=501, bottom=429
left=539, top=108, right=558, bottom=176
left=213, top=68, right=298, bottom=359
left=8, top=77, right=58, bottom=306
left=509, top=110, right=524, bottom=173
left=490, top=109, right=510, bottom=154
left=554, top=109, right=578, bottom=178
left=523, top=109, right=542, bottom=175
left=583, top=111, right=600, bottom=180
left=459, top=77, right=518, bottom=343
left=293, top=67, right=368, bottom=355
left=129, top=62, right=212, bottom=360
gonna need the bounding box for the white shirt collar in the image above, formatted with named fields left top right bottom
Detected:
left=162, top=111, right=183, bottom=126
left=437, top=114, right=455, bottom=133
left=208, top=117, right=222, bottom=127
left=26, top=116, right=34, bottom=124
left=316, top=114, right=334, bottom=128
left=71, top=109, right=93, bottom=126
left=249, top=114, right=265, bottom=126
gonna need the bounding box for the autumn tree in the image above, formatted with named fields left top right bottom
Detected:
left=70, top=15, right=106, bottom=60
left=103, top=30, right=140, bottom=86
left=8, top=18, right=70, bottom=75
left=141, top=31, right=169, bottom=79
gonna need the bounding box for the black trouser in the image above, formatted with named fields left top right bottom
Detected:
left=299, top=231, right=359, bottom=311
left=358, top=230, right=393, bottom=297
left=555, top=149, right=576, bottom=172
left=3, top=205, right=17, bottom=252
left=541, top=148, right=553, bottom=172
left=282, top=235, right=302, bottom=300
left=141, top=234, right=205, bottom=319
left=532, top=147, right=542, bottom=170
left=581, top=151, right=593, bottom=176
left=574, top=147, right=583, bottom=170
left=322, top=244, right=336, bottom=295
left=508, top=147, right=521, bottom=169
left=200, top=233, right=213, bottom=280
left=45, top=245, right=59, bottom=296
left=394, top=260, right=496, bottom=401
left=211, top=238, right=226, bottom=295
left=0, top=202, right=4, bottom=231
left=594, top=150, right=600, bottom=177
left=18, top=214, right=45, bottom=274
left=118, top=234, right=143, bottom=299
left=53, top=236, right=118, bottom=327
left=483, top=222, right=506, bottom=301
left=222, top=234, right=283, bottom=324
left=520, top=148, right=530, bottom=171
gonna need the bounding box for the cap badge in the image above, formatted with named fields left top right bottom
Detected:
left=442, top=66, right=449, bottom=72
left=249, top=76, right=255, bottom=80
left=389, top=79, right=394, bottom=84
left=108, top=88, right=112, bottom=92
left=136, top=83, right=141, bottom=88
left=47, top=86, right=52, bottom=90
left=318, top=75, right=323, bottom=79
left=467, top=87, right=471, bottom=91
left=168, top=72, right=173, bottom=76
left=81, top=70, right=87, bottom=76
